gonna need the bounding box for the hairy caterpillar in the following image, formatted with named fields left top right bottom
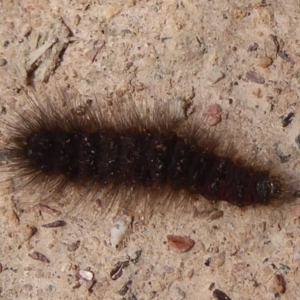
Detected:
left=0, top=89, right=282, bottom=214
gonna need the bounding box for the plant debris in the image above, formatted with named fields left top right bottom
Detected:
left=28, top=251, right=50, bottom=263
left=42, top=220, right=66, bottom=228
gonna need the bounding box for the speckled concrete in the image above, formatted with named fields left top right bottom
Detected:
left=1, top=1, right=300, bottom=299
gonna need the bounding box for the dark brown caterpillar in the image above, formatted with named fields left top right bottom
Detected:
left=2, top=93, right=282, bottom=208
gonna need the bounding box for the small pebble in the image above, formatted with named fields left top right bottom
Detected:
left=78, top=270, right=94, bottom=281
left=246, top=71, right=265, bottom=84
left=168, top=98, right=188, bottom=121
left=213, top=251, right=225, bottom=267
left=110, top=215, right=132, bottom=249
left=206, top=104, right=222, bottom=126
left=74, top=15, right=81, bottom=26
left=208, top=210, right=224, bottom=221
left=207, top=104, right=222, bottom=115
left=264, top=34, right=280, bottom=58
left=167, top=235, right=195, bottom=253
left=23, top=284, right=33, bottom=291
left=258, top=56, right=273, bottom=68
left=231, top=262, right=247, bottom=272
left=207, top=114, right=221, bottom=126
left=212, top=289, right=231, bottom=300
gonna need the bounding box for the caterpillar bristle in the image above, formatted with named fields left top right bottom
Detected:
left=0, top=88, right=284, bottom=218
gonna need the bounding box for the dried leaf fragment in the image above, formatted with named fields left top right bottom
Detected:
left=281, top=112, right=294, bottom=127
left=110, top=261, right=130, bottom=280
left=18, top=17, right=72, bottom=83
left=167, top=235, right=195, bottom=253
left=28, top=251, right=50, bottom=263
left=42, top=220, right=66, bottom=228
left=37, top=204, right=61, bottom=216
left=278, top=50, right=291, bottom=62
left=118, top=280, right=132, bottom=296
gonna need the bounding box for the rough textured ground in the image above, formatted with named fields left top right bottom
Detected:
left=1, top=1, right=300, bottom=299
